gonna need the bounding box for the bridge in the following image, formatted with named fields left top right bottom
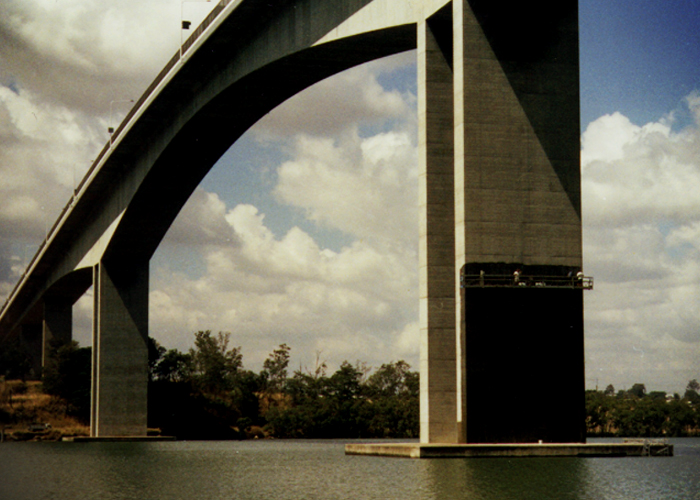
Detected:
left=0, top=0, right=583, bottom=443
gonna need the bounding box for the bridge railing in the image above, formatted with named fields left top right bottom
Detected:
left=460, top=274, right=594, bottom=290
left=0, top=0, right=237, bottom=319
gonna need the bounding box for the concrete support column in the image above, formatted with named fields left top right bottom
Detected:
left=418, top=9, right=458, bottom=444
left=42, top=298, right=72, bottom=368
left=453, top=0, right=582, bottom=443
left=91, top=260, right=149, bottom=437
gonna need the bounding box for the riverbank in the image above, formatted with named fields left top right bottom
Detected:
left=0, top=380, right=88, bottom=441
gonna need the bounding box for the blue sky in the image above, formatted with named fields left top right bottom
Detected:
left=0, top=0, right=698, bottom=393
left=580, top=0, right=700, bottom=128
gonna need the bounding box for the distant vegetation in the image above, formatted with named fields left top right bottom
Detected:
left=1, top=331, right=699, bottom=440
left=586, top=381, right=700, bottom=438
left=147, top=332, right=419, bottom=439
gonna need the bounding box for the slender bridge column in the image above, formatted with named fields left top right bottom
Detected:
left=91, top=260, right=149, bottom=437
left=418, top=5, right=458, bottom=444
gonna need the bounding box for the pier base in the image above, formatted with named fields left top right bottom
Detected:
left=345, top=442, right=673, bottom=459
left=62, top=436, right=176, bottom=443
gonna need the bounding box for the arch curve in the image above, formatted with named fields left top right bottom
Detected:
left=105, top=25, right=417, bottom=266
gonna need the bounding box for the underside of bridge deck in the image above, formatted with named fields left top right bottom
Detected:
left=1, top=0, right=583, bottom=444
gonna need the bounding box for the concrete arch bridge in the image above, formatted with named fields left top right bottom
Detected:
left=0, top=0, right=584, bottom=443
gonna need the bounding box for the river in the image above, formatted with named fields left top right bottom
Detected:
left=0, top=438, right=698, bottom=500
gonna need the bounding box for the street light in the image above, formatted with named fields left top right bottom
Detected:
left=109, top=99, right=134, bottom=146
left=180, top=0, right=211, bottom=58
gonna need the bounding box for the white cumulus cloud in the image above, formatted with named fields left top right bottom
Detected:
left=582, top=94, right=700, bottom=391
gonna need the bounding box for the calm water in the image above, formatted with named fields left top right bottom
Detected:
left=0, top=438, right=698, bottom=500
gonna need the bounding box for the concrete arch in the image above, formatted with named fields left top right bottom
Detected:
left=1, top=0, right=584, bottom=444
left=105, top=26, right=418, bottom=267
left=0, top=0, right=429, bottom=337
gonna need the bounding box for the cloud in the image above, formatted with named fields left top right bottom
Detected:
left=0, top=1, right=421, bottom=376
left=253, top=55, right=415, bottom=139
left=0, top=0, right=190, bottom=114
left=273, top=130, right=418, bottom=247
left=2, top=0, right=694, bottom=393
left=582, top=94, right=700, bottom=391
left=148, top=79, right=420, bottom=367
left=0, top=0, right=216, bottom=294
left=162, top=188, right=237, bottom=248
left=150, top=195, right=418, bottom=371
left=582, top=109, right=700, bottom=228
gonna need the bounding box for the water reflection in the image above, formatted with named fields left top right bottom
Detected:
left=1, top=439, right=698, bottom=500
left=417, top=457, right=588, bottom=500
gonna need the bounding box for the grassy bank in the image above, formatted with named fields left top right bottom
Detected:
left=0, top=379, right=89, bottom=441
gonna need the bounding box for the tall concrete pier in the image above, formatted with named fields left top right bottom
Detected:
left=419, top=1, right=583, bottom=443
left=0, top=0, right=584, bottom=442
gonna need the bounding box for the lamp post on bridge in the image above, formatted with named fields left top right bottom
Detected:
left=108, top=99, right=134, bottom=147
left=180, top=0, right=212, bottom=58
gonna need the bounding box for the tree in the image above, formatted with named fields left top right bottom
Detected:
left=261, top=344, right=291, bottom=397
left=627, top=383, right=646, bottom=399
left=0, top=338, right=32, bottom=381
left=684, top=379, right=700, bottom=404
left=586, top=390, right=611, bottom=436
left=153, top=349, right=193, bottom=383
left=603, top=384, right=615, bottom=397
left=42, top=341, right=91, bottom=422
left=366, top=360, right=413, bottom=398
left=365, top=361, right=419, bottom=438
left=648, top=391, right=667, bottom=401
left=148, top=337, right=166, bottom=381
left=189, top=331, right=242, bottom=395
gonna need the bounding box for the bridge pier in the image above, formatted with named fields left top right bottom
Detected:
left=419, top=0, right=582, bottom=443
left=91, top=261, right=149, bottom=437
left=451, top=0, right=582, bottom=443
left=2, top=0, right=584, bottom=444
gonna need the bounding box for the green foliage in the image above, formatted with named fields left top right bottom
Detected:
left=261, top=344, right=290, bottom=391
left=148, top=331, right=257, bottom=439
left=136, top=332, right=700, bottom=440
left=189, top=331, right=242, bottom=395
left=684, top=379, right=700, bottom=405
left=153, top=349, right=193, bottom=383
left=41, top=340, right=91, bottom=423
left=364, top=361, right=419, bottom=438
left=0, top=338, right=32, bottom=381
left=260, top=344, right=290, bottom=411
left=263, top=359, right=419, bottom=439
left=627, top=383, right=647, bottom=399
left=586, top=380, right=700, bottom=438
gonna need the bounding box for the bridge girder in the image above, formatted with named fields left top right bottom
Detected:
left=0, top=0, right=582, bottom=443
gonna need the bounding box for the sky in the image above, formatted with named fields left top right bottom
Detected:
left=0, top=0, right=698, bottom=394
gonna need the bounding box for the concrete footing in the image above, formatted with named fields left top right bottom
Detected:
left=345, top=442, right=674, bottom=459
left=62, top=436, right=176, bottom=443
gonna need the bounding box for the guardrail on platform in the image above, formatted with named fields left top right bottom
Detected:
left=460, top=274, right=593, bottom=290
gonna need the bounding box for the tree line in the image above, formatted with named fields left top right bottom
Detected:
left=147, top=331, right=419, bottom=439
left=586, top=381, right=700, bottom=437
left=6, top=331, right=418, bottom=439
left=2, top=331, right=699, bottom=439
